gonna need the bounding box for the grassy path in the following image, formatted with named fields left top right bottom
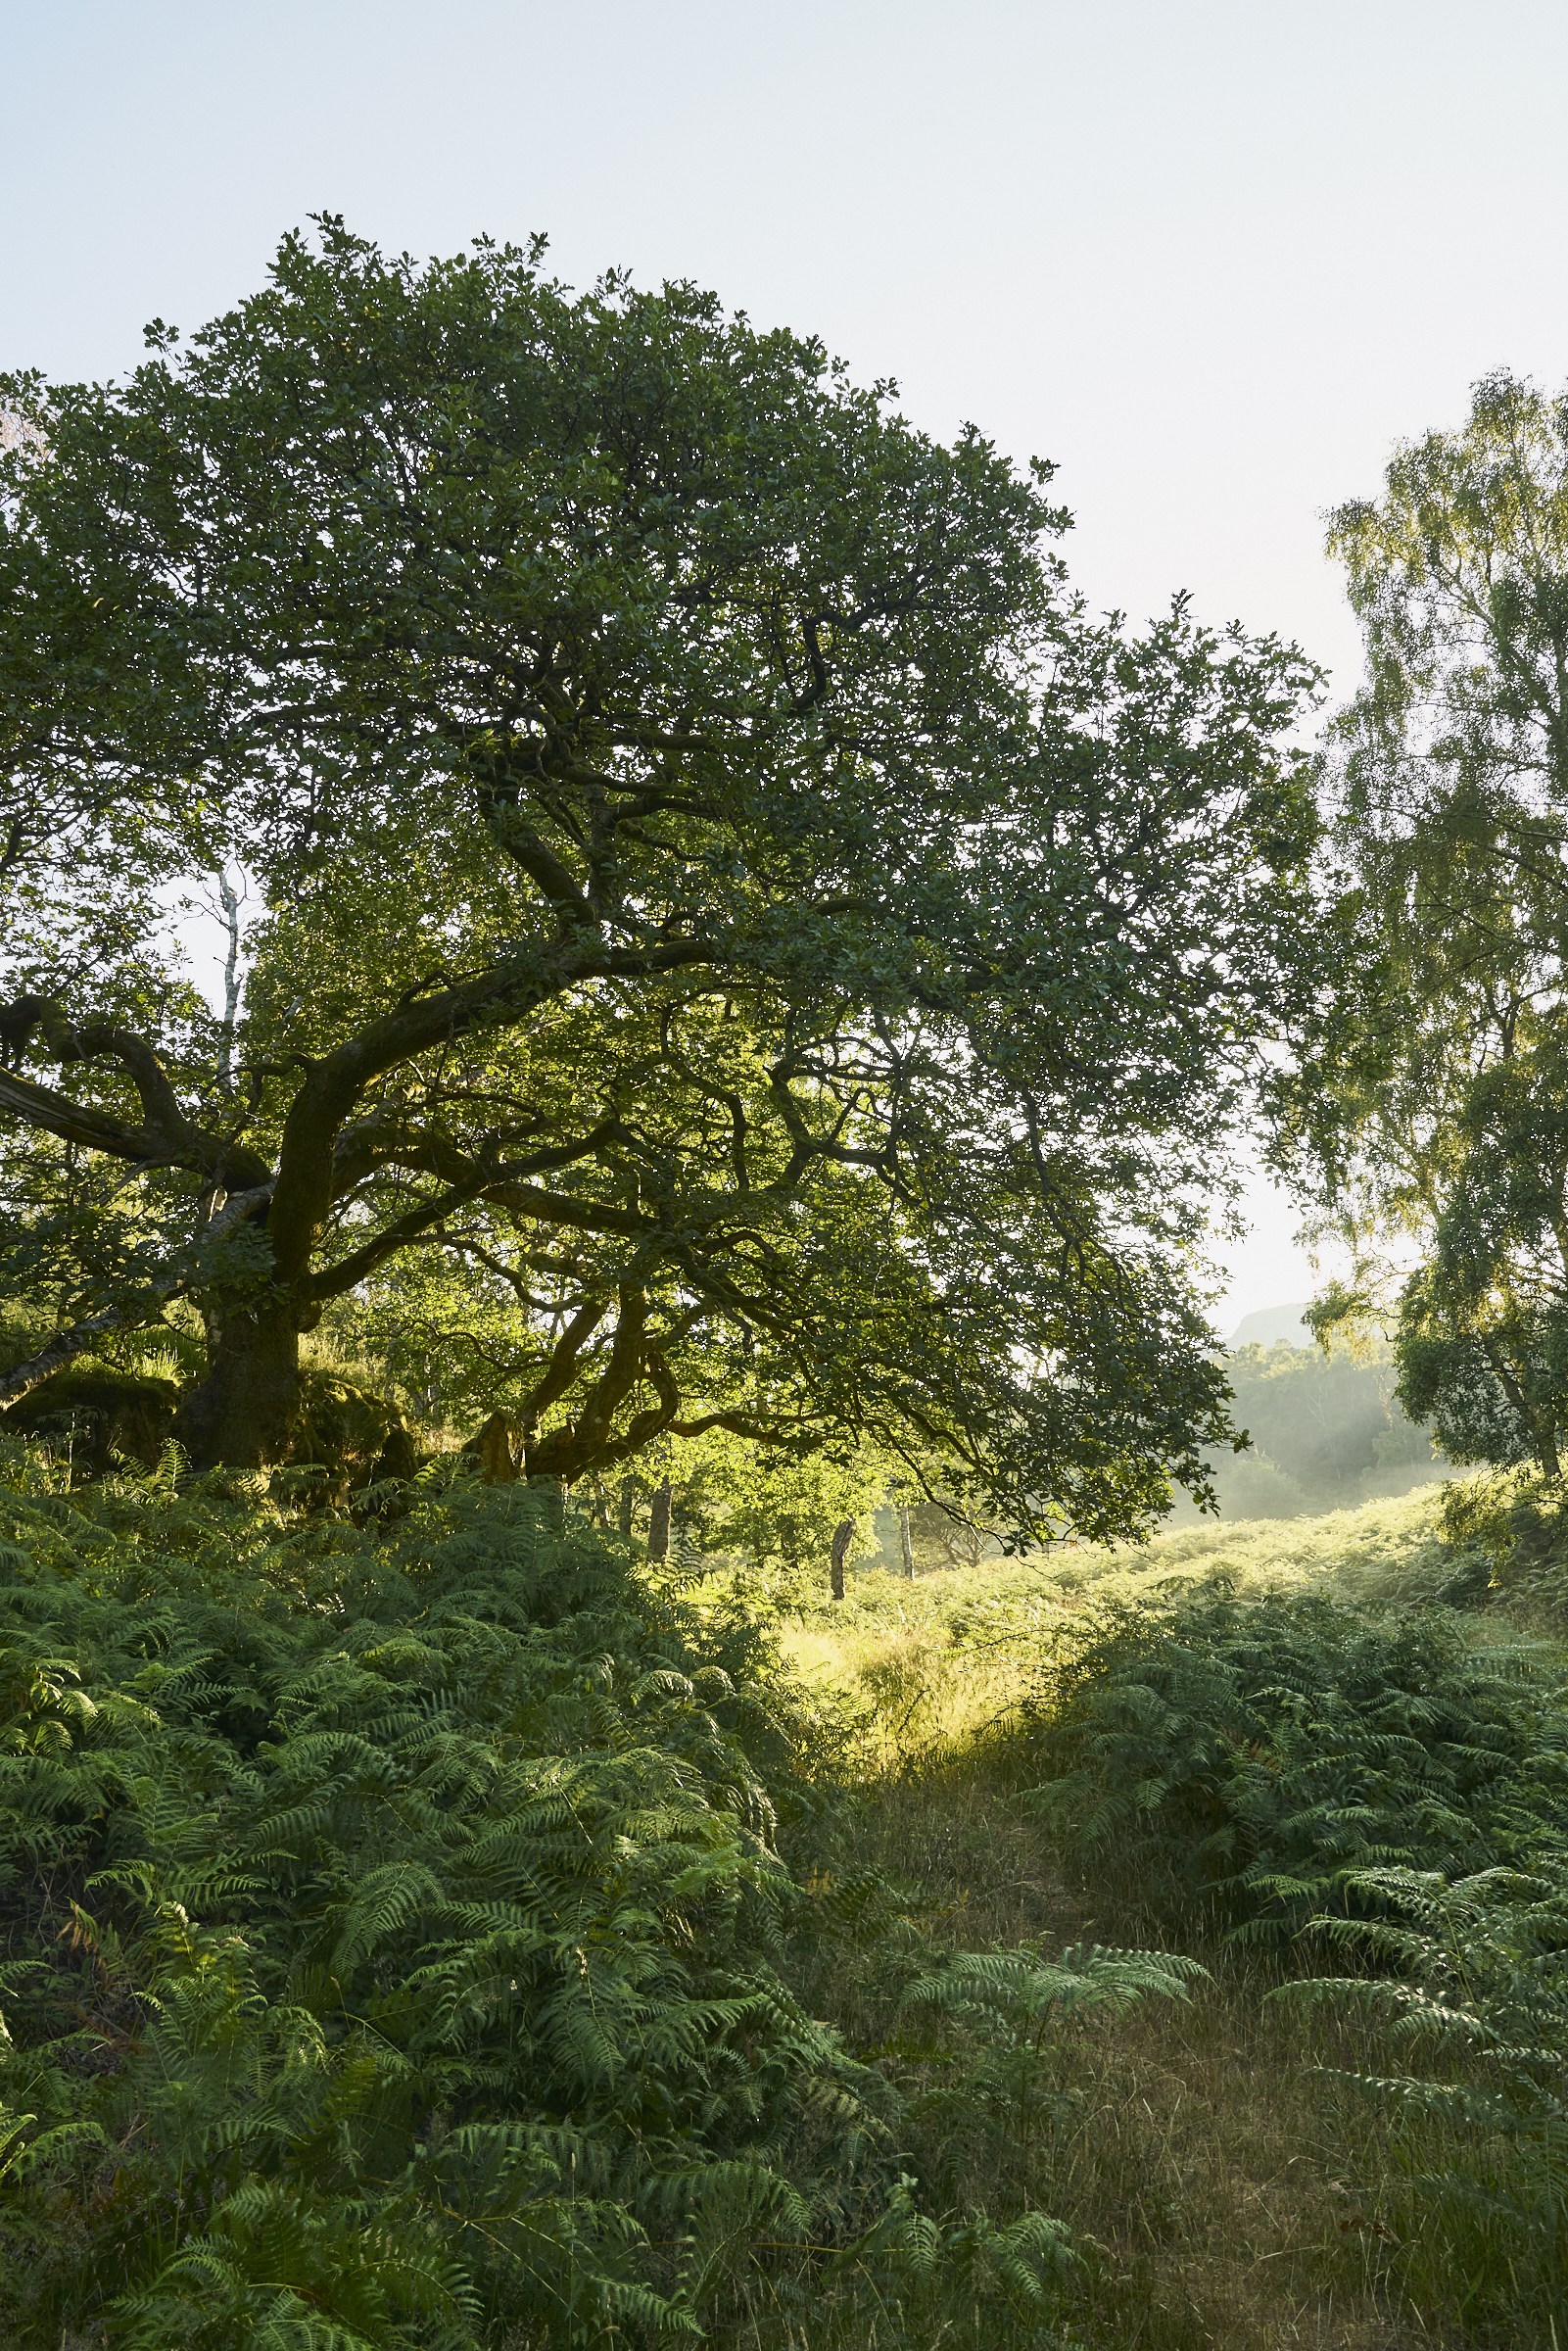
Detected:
left=724, top=1482, right=1541, bottom=2348
left=792, top=1757, right=1435, bottom=2349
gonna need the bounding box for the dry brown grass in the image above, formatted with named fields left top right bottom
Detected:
left=1044, top=1958, right=1433, bottom=2349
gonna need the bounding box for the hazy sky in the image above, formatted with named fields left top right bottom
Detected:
left=8, top=0, right=1566, bottom=1327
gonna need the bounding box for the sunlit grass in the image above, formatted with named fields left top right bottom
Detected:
left=759, top=1481, right=1469, bottom=1768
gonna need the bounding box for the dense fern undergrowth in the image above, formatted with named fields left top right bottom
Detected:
left=1026, top=1570, right=1568, bottom=2339
left=5, top=1450, right=1568, bottom=2346
left=0, top=1445, right=1198, bottom=2348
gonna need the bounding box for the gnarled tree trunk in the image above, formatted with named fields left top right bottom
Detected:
left=173, top=1299, right=303, bottom=1469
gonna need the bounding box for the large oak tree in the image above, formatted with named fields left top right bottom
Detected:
left=0, top=222, right=1321, bottom=1535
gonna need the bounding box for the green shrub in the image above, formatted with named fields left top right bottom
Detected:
left=1023, top=1586, right=1568, bottom=1943
left=1439, top=1463, right=1568, bottom=1616
left=1023, top=1581, right=1568, bottom=2332
left=1279, top=1857, right=1568, bottom=2331
left=0, top=1450, right=877, bottom=2345
left=899, top=1940, right=1207, bottom=2180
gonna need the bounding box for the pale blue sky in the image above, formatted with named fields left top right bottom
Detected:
left=8, top=0, right=1566, bottom=1326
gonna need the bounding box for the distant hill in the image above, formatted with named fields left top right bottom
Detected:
left=1228, top=1301, right=1312, bottom=1350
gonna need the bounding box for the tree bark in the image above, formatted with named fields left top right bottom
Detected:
left=830, top=1515, right=854, bottom=1602
left=647, top=1479, right=672, bottom=1561
left=0, top=1302, right=162, bottom=1409
left=899, top=1504, right=915, bottom=1581
left=172, top=1300, right=302, bottom=1469
left=476, top=1411, right=519, bottom=1481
